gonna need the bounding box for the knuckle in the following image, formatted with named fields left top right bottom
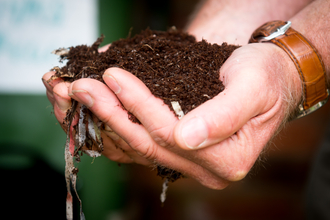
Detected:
left=91, top=103, right=122, bottom=127
left=149, top=125, right=173, bottom=147
left=129, top=137, right=157, bottom=161
left=100, top=112, right=116, bottom=128
left=208, top=153, right=250, bottom=182
left=126, top=93, right=153, bottom=116
left=140, top=144, right=157, bottom=161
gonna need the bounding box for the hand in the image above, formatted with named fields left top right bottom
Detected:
left=42, top=44, right=152, bottom=166
left=46, top=42, right=302, bottom=189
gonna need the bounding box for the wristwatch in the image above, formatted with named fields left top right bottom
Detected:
left=249, top=20, right=329, bottom=119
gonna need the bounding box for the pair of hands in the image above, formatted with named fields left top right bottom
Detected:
left=42, top=42, right=302, bottom=189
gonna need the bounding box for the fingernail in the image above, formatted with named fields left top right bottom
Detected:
left=181, top=117, right=208, bottom=149
left=72, top=90, right=94, bottom=107
left=54, top=92, right=71, bottom=111
left=103, top=74, right=121, bottom=94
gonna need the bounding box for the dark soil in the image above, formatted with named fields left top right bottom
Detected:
left=52, top=27, right=239, bottom=182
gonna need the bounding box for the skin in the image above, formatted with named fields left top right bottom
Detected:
left=42, top=0, right=330, bottom=189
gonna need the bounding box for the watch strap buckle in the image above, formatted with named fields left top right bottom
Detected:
left=258, top=21, right=292, bottom=42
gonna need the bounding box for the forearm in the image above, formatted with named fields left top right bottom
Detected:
left=290, top=0, right=330, bottom=78
left=186, top=0, right=312, bottom=45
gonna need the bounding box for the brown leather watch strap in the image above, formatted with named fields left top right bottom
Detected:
left=249, top=20, right=328, bottom=112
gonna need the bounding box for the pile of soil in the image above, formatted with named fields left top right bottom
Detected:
left=52, top=27, right=239, bottom=181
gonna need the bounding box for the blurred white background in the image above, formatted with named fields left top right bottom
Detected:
left=0, top=0, right=97, bottom=94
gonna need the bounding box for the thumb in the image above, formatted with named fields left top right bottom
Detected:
left=174, top=69, right=268, bottom=150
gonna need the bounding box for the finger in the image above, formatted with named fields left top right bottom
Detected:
left=68, top=78, right=228, bottom=189
left=42, top=71, right=64, bottom=93
left=51, top=79, right=133, bottom=164
left=44, top=69, right=143, bottom=165
left=100, top=131, right=135, bottom=164
left=46, top=90, right=55, bottom=106
left=42, top=71, right=64, bottom=105
left=102, top=67, right=178, bottom=147
left=53, top=82, right=72, bottom=124
left=103, top=125, right=151, bottom=166
left=173, top=88, right=257, bottom=150
left=68, top=78, right=154, bottom=166
left=98, top=44, right=111, bottom=53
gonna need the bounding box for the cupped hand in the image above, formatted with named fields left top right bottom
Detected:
left=42, top=44, right=153, bottom=166
left=43, top=42, right=302, bottom=189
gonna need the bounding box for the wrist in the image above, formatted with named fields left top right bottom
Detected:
left=264, top=43, right=303, bottom=119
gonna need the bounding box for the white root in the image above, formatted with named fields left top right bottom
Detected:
left=78, top=105, right=87, bottom=149
left=52, top=47, right=70, bottom=56
left=159, top=101, right=184, bottom=205
left=64, top=101, right=85, bottom=220
left=86, top=111, right=104, bottom=153
left=87, top=113, right=96, bottom=140
left=83, top=150, right=102, bottom=158
left=171, top=101, right=184, bottom=119
left=160, top=178, right=169, bottom=204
